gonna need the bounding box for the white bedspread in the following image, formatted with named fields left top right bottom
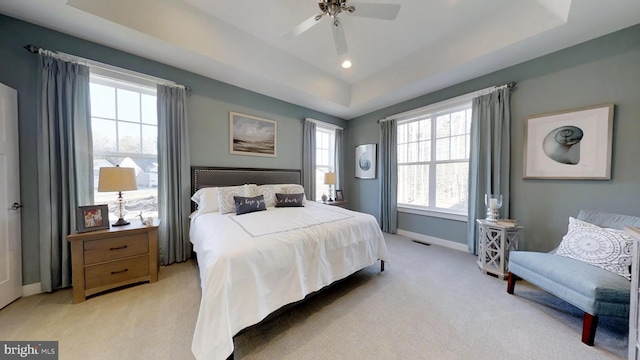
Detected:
left=190, top=202, right=388, bottom=360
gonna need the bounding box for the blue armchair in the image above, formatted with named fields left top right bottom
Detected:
left=507, top=210, right=640, bottom=345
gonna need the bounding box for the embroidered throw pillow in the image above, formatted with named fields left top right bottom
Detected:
left=279, top=184, right=307, bottom=202
left=255, top=185, right=277, bottom=207
left=233, top=195, right=267, bottom=215
left=555, top=217, right=633, bottom=280
left=275, top=193, right=305, bottom=208
left=218, top=185, right=254, bottom=214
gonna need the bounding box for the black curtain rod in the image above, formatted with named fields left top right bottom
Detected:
left=23, top=44, right=192, bottom=92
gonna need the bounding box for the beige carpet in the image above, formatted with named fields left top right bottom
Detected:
left=0, top=234, right=627, bottom=359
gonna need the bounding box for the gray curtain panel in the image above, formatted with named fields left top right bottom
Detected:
left=302, top=119, right=316, bottom=201
left=157, top=85, right=191, bottom=265
left=37, top=53, right=93, bottom=292
left=467, top=88, right=511, bottom=254
left=334, top=128, right=344, bottom=191
left=379, top=119, right=398, bottom=233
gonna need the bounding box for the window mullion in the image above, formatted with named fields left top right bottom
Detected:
left=429, top=118, right=437, bottom=209
left=114, top=88, right=120, bottom=153
left=138, top=92, right=143, bottom=153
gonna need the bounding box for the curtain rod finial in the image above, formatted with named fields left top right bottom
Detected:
left=24, top=45, right=39, bottom=53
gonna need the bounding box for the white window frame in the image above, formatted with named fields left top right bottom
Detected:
left=89, top=71, right=159, bottom=218
left=394, top=93, right=476, bottom=222
left=90, top=74, right=158, bottom=159
left=315, top=124, right=336, bottom=200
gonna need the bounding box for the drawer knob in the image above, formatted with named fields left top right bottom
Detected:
left=110, top=245, right=128, bottom=251
left=111, top=269, right=129, bottom=275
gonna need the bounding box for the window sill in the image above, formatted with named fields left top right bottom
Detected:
left=397, top=206, right=467, bottom=222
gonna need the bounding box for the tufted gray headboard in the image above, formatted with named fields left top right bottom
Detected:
left=191, top=167, right=302, bottom=194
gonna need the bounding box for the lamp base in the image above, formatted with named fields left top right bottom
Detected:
left=112, top=217, right=130, bottom=227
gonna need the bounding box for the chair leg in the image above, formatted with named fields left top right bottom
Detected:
left=507, top=272, right=519, bottom=294
left=582, top=313, right=598, bottom=346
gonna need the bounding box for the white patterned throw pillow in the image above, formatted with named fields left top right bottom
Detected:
left=255, top=185, right=277, bottom=207
left=555, top=217, right=633, bottom=280
left=217, top=185, right=255, bottom=214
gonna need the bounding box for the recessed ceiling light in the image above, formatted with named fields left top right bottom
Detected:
left=341, top=60, right=352, bottom=69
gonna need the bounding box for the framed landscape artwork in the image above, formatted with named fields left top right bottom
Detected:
left=355, top=144, right=377, bottom=179
left=523, top=103, right=614, bottom=180
left=230, top=112, right=277, bottom=157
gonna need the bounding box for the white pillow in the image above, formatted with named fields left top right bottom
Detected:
left=217, top=185, right=256, bottom=214
left=191, top=187, right=219, bottom=214
left=555, top=217, right=633, bottom=280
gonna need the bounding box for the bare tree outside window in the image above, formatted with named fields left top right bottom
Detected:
left=397, top=106, right=471, bottom=215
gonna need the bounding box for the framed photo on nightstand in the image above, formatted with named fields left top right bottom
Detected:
left=76, top=204, right=110, bottom=233
left=335, top=190, right=344, bottom=201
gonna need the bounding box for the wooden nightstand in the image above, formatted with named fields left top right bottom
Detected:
left=316, top=200, right=349, bottom=209
left=67, top=219, right=159, bottom=303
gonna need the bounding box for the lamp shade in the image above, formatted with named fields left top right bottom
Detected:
left=98, top=167, right=138, bottom=192
left=324, top=172, right=336, bottom=185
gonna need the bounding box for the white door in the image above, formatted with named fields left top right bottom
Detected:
left=0, top=82, right=21, bottom=309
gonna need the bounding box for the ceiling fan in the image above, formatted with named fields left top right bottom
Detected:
left=284, top=0, right=401, bottom=55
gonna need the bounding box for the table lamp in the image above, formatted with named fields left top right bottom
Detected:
left=324, top=172, right=336, bottom=202
left=98, top=165, right=138, bottom=226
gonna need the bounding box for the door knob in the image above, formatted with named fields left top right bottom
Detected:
left=10, top=202, right=22, bottom=210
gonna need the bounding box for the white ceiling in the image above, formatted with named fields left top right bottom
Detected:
left=2, top=0, right=640, bottom=119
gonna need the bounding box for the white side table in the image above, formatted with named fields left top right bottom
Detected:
left=477, top=219, right=524, bottom=279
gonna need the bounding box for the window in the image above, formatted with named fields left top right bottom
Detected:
left=397, top=102, right=472, bottom=218
left=315, top=126, right=335, bottom=200
left=90, top=74, right=158, bottom=220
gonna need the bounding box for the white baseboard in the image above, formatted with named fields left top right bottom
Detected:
left=22, top=282, right=42, bottom=297
left=397, top=229, right=469, bottom=253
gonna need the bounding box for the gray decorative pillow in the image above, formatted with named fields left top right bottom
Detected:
left=556, top=217, right=633, bottom=280
left=233, top=195, right=267, bottom=215
left=275, top=193, right=304, bottom=208
left=279, top=185, right=306, bottom=202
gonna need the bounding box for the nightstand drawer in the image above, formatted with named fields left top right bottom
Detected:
left=84, top=256, right=150, bottom=290
left=84, top=234, right=149, bottom=265
left=68, top=220, right=159, bottom=303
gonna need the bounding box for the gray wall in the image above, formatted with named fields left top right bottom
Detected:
left=2, top=13, right=640, bottom=285
left=347, top=24, right=640, bottom=251
left=0, top=15, right=346, bottom=285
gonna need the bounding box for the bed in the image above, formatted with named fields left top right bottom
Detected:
left=189, top=167, right=388, bottom=360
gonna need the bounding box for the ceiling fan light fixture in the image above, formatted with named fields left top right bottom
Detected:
left=287, top=0, right=401, bottom=55
left=341, top=60, right=352, bottom=69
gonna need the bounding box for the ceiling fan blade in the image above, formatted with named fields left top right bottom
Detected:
left=348, top=3, right=401, bottom=20
left=331, top=20, right=348, bottom=55
left=284, top=15, right=322, bottom=39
